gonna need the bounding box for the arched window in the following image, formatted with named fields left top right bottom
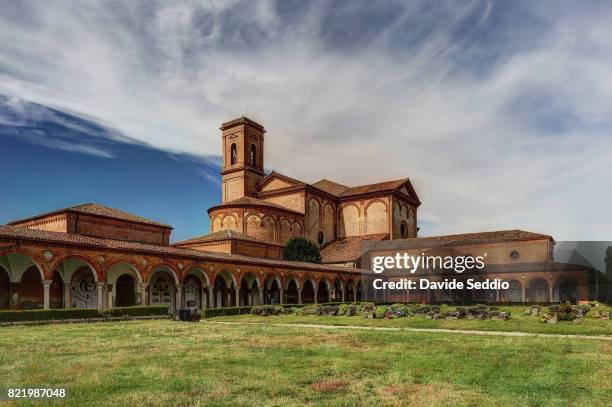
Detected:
left=400, top=221, right=408, bottom=238
left=250, top=144, right=257, bottom=167
left=317, top=231, right=325, bottom=246
left=230, top=143, right=237, bottom=165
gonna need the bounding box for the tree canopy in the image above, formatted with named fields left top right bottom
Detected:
left=282, top=237, right=322, bottom=263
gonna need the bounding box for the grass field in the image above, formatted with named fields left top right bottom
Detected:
left=1, top=319, right=610, bottom=406
left=212, top=304, right=612, bottom=336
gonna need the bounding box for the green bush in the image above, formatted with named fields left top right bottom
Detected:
left=338, top=303, right=349, bottom=316
left=320, top=305, right=339, bottom=316
left=250, top=305, right=284, bottom=316
left=389, top=303, right=411, bottom=317
left=301, top=304, right=322, bottom=316
left=362, top=303, right=376, bottom=319
left=0, top=308, right=99, bottom=322
left=375, top=306, right=388, bottom=319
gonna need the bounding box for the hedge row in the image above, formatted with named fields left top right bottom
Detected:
left=0, top=306, right=169, bottom=322
left=201, top=303, right=356, bottom=319
left=201, top=306, right=253, bottom=318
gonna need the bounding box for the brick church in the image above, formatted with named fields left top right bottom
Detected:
left=0, top=117, right=593, bottom=312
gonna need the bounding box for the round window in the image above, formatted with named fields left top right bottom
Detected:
left=317, top=231, right=325, bottom=245
left=510, top=250, right=520, bottom=260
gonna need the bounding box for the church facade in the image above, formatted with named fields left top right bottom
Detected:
left=0, top=117, right=594, bottom=312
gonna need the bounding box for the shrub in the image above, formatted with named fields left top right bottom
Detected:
left=338, top=304, right=349, bottom=316
left=301, top=304, right=322, bottom=316
left=362, top=303, right=376, bottom=319
left=389, top=303, right=411, bottom=317
left=250, top=305, right=283, bottom=316
left=345, top=303, right=360, bottom=316
left=375, top=306, right=388, bottom=319
left=320, top=305, right=339, bottom=316
left=414, top=305, right=431, bottom=314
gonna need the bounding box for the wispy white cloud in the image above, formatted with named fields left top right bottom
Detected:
left=1, top=0, right=611, bottom=239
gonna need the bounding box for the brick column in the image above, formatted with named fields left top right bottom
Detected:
left=63, top=283, right=71, bottom=308
left=43, top=280, right=52, bottom=309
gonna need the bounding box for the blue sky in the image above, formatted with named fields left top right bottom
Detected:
left=1, top=0, right=611, bottom=240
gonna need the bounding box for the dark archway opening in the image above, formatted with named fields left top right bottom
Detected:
left=214, top=275, right=235, bottom=308
left=116, top=274, right=136, bottom=307
left=346, top=281, right=355, bottom=302
left=332, top=280, right=343, bottom=302
left=265, top=279, right=280, bottom=304
left=285, top=280, right=299, bottom=304
left=317, top=281, right=329, bottom=303
left=50, top=271, right=64, bottom=309
left=302, top=280, right=315, bottom=303
left=0, top=266, right=10, bottom=309
left=17, top=266, right=43, bottom=309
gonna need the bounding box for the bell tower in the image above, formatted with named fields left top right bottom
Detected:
left=220, top=116, right=266, bottom=203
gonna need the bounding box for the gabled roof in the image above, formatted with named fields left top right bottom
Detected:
left=173, top=230, right=280, bottom=247
left=340, top=178, right=412, bottom=198
left=7, top=203, right=172, bottom=229
left=311, top=179, right=350, bottom=196
left=207, top=196, right=304, bottom=215
left=321, top=234, right=389, bottom=263
left=257, top=170, right=306, bottom=189
left=362, top=229, right=554, bottom=252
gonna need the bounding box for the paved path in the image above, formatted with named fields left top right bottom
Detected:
left=206, top=321, right=612, bottom=341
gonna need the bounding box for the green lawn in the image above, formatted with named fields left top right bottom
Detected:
left=0, top=320, right=610, bottom=406
left=212, top=305, right=612, bottom=336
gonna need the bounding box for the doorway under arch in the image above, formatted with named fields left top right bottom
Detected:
left=116, top=274, right=136, bottom=307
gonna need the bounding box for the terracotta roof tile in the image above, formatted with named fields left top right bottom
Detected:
left=362, top=230, right=554, bottom=252
left=310, top=179, right=350, bottom=196
left=8, top=203, right=172, bottom=228
left=173, top=230, right=280, bottom=246
left=321, top=234, right=389, bottom=263
left=257, top=170, right=306, bottom=188
left=339, top=179, right=409, bottom=197
left=0, top=225, right=362, bottom=273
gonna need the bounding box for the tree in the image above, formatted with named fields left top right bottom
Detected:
left=283, top=237, right=322, bottom=263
